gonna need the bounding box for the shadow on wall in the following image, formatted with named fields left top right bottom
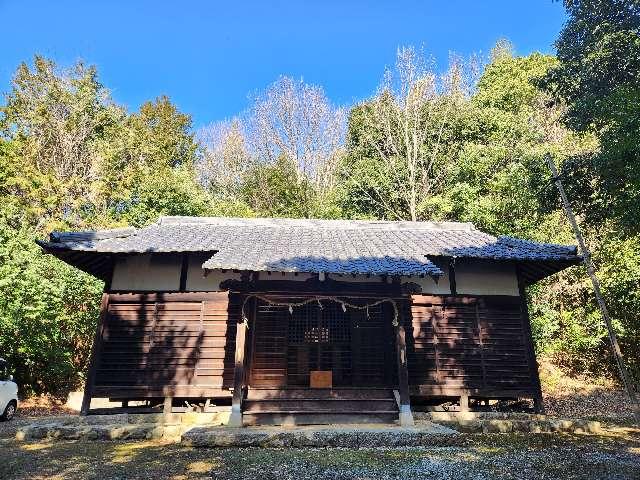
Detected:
left=92, top=292, right=239, bottom=406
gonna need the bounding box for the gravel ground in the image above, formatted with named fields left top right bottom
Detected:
left=2, top=428, right=638, bottom=480
left=0, top=415, right=38, bottom=440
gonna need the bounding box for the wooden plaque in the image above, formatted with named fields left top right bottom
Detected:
left=310, top=370, right=332, bottom=389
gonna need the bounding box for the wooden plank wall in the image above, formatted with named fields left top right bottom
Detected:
left=92, top=292, right=238, bottom=399
left=406, top=294, right=540, bottom=398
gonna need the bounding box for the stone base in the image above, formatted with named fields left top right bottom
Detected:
left=182, top=424, right=460, bottom=448
left=415, top=412, right=603, bottom=434
left=14, top=411, right=605, bottom=446
left=398, top=405, right=415, bottom=427
left=227, top=411, right=243, bottom=428
left=15, top=410, right=232, bottom=443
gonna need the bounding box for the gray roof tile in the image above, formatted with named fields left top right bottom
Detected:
left=40, top=216, right=579, bottom=277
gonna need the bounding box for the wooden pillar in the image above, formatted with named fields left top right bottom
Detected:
left=80, top=292, right=110, bottom=416
left=228, top=317, right=248, bottom=427
left=395, top=324, right=414, bottom=427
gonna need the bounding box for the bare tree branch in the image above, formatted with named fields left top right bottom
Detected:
left=350, top=46, right=478, bottom=221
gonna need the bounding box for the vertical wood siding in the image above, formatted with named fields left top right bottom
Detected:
left=407, top=294, right=540, bottom=397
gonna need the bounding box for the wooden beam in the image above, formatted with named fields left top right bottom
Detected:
left=395, top=324, right=414, bottom=427
left=229, top=318, right=248, bottom=427
left=107, top=292, right=228, bottom=302
left=220, top=277, right=408, bottom=297
left=448, top=258, right=457, bottom=295
left=179, top=253, right=189, bottom=291
left=80, top=292, right=110, bottom=415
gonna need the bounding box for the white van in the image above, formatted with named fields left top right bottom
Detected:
left=0, top=358, right=18, bottom=421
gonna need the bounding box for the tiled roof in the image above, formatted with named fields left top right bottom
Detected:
left=39, top=216, right=579, bottom=277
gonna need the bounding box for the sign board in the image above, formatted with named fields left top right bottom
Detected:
left=310, top=370, right=332, bottom=388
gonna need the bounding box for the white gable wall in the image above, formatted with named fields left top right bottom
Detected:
left=110, top=254, right=181, bottom=291
left=109, top=254, right=520, bottom=296
left=186, top=256, right=243, bottom=291
left=455, top=260, right=519, bottom=296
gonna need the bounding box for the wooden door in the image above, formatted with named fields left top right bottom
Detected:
left=249, top=302, right=288, bottom=387
left=249, top=297, right=394, bottom=389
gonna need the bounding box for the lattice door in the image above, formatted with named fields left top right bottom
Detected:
left=287, top=301, right=352, bottom=387
left=250, top=297, right=395, bottom=389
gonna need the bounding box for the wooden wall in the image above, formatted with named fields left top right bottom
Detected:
left=406, top=294, right=541, bottom=399
left=90, top=292, right=239, bottom=399
left=85, top=288, right=541, bottom=404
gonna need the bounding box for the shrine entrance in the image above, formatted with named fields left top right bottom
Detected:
left=248, top=296, right=396, bottom=389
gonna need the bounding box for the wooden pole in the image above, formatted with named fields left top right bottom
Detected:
left=395, top=324, right=414, bottom=427
left=546, top=154, right=640, bottom=423
left=229, top=316, right=248, bottom=427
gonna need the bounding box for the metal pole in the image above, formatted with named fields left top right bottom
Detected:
left=546, top=154, right=640, bottom=423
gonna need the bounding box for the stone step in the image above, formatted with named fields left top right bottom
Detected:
left=242, top=412, right=400, bottom=426
left=182, top=424, right=461, bottom=448
left=15, top=423, right=173, bottom=442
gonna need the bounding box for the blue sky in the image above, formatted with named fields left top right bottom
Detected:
left=1, top=1, right=567, bottom=128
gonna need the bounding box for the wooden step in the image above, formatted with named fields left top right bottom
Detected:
left=246, top=388, right=396, bottom=401
left=243, top=399, right=398, bottom=413
left=242, top=388, right=399, bottom=425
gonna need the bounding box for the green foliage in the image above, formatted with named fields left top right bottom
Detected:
left=241, top=155, right=341, bottom=219
left=544, top=0, right=640, bottom=131
left=475, top=51, right=557, bottom=114
left=113, top=166, right=216, bottom=227
left=341, top=90, right=481, bottom=221
left=0, top=218, right=103, bottom=394
left=0, top=56, right=124, bottom=231
left=526, top=0, right=640, bottom=381
left=597, top=234, right=640, bottom=380
left=0, top=57, right=232, bottom=395
left=542, top=0, right=640, bottom=231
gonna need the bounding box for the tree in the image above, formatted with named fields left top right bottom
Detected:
left=0, top=215, right=103, bottom=394
left=541, top=0, right=640, bottom=231
left=341, top=47, right=479, bottom=221
left=197, top=76, right=346, bottom=218
left=0, top=58, right=226, bottom=395
left=98, top=96, right=210, bottom=226
left=0, top=56, right=120, bottom=180
left=196, top=118, right=252, bottom=198
left=240, top=154, right=312, bottom=218
left=534, top=0, right=640, bottom=381
left=247, top=76, right=346, bottom=195
left=0, top=56, right=123, bottom=231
